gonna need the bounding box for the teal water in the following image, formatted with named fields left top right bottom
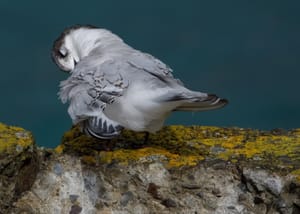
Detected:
left=0, top=1, right=299, bottom=147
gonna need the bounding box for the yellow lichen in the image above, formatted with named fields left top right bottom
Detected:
left=217, top=135, right=300, bottom=160
left=54, top=145, right=64, bottom=154
left=60, top=125, right=300, bottom=172
left=81, top=155, right=97, bottom=165
left=98, top=147, right=204, bottom=168
left=0, top=123, right=33, bottom=154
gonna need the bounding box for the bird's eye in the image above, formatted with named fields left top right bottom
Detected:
left=58, top=49, right=67, bottom=58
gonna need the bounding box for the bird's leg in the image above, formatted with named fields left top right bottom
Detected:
left=144, top=132, right=150, bottom=144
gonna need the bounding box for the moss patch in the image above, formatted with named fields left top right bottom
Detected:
left=58, top=125, right=300, bottom=178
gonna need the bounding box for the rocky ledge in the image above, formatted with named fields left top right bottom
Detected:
left=0, top=123, right=300, bottom=214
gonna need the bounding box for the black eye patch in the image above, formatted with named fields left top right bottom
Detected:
left=58, top=49, right=67, bottom=58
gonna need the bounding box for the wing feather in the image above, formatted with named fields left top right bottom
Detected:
left=59, top=49, right=186, bottom=137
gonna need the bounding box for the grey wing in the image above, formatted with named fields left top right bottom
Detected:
left=59, top=52, right=185, bottom=138
left=59, top=60, right=129, bottom=139
left=126, top=51, right=184, bottom=86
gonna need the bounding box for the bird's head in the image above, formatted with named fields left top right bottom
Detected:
left=52, top=25, right=119, bottom=72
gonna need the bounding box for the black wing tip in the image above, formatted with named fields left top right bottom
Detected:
left=220, top=98, right=229, bottom=105
left=207, top=94, right=228, bottom=106
left=213, top=98, right=228, bottom=109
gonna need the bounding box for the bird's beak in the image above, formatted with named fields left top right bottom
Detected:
left=74, top=59, right=78, bottom=66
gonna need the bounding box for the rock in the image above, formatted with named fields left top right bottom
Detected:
left=161, top=198, right=177, bottom=208
left=120, top=191, right=134, bottom=206
left=147, top=183, right=161, bottom=199
left=1, top=123, right=300, bottom=213
left=69, top=204, right=83, bottom=214
left=243, top=169, right=284, bottom=196
left=0, top=123, right=39, bottom=212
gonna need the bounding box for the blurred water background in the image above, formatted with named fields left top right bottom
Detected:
left=0, top=0, right=299, bottom=147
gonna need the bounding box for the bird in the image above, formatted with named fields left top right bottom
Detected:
left=52, top=25, right=228, bottom=139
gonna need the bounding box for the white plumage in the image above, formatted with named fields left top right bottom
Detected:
left=52, top=25, right=227, bottom=139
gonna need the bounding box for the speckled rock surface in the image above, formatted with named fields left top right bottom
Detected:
left=0, top=123, right=39, bottom=212
left=3, top=124, right=300, bottom=213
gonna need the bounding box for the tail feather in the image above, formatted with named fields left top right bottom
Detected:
left=174, top=94, right=228, bottom=112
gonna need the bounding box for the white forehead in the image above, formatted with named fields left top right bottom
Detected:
left=62, top=28, right=113, bottom=48
left=60, top=27, right=121, bottom=61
